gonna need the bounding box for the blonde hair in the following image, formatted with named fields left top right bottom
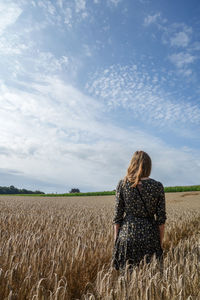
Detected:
left=123, top=150, right=152, bottom=188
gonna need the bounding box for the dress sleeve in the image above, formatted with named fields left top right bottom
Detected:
left=156, top=182, right=167, bottom=225
left=112, top=179, right=125, bottom=225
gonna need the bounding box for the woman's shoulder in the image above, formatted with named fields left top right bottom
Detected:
left=116, top=178, right=126, bottom=190
left=117, top=178, right=124, bottom=187
left=116, top=178, right=164, bottom=189
left=148, top=178, right=164, bottom=189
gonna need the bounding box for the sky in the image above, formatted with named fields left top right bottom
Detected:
left=0, top=0, right=200, bottom=193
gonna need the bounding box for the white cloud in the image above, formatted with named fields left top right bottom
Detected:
left=1, top=46, right=76, bottom=81
left=0, top=2, right=22, bottom=35
left=30, top=51, right=79, bottom=80
left=74, top=0, right=88, bottom=18
left=47, top=2, right=56, bottom=15
left=37, top=0, right=56, bottom=15
left=169, top=52, right=196, bottom=68
left=144, top=17, right=197, bottom=75
left=33, top=51, right=69, bottom=73
left=170, top=31, right=190, bottom=47
left=75, top=0, right=86, bottom=13
left=64, top=7, right=73, bottom=27
left=0, top=77, right=103, bottom=185
left=146, top=17, right=193, bottom=49
left=181, top=68, right=192, bottom=76
left=144, top=13, right=161, bottom=26
left=108, top=0, right=122, bottom=6
left=0, top=36, right=29, bottom=55
left=61, top=0, right=89, bottom=27
left=162, top=23, right=193, bottom=48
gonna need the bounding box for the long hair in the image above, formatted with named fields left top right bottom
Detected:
left=123, top=150, right=152, bottom=188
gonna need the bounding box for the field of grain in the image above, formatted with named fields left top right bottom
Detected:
left=0, top=192, right=200, bottom=299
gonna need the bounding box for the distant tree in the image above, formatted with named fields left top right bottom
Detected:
left=69, top=188, right=80, bottom=193
left=21, top=189, right=28, bottom=194
left=34, top=190, right=45, bottom=194
left=0, top=185, right=45, bottom=194
left=0, top=187, right=7, bottom=194
left=9, top=185, right=18, bottom=194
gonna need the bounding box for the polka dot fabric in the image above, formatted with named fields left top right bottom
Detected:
left=112, top=178, right=167, bottom=271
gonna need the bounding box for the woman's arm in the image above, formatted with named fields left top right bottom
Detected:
left=114, top=223, right=120, bottom=241
left=112, top=180, right=125, bottom=242
left=159, top=224, right=165, bottom=248
left=156, top=183, right=167, bottom=248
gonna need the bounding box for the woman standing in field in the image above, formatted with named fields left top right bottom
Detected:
left=112, top=150, right=166, bottom=273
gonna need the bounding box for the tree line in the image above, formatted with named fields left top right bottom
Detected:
left=0, top=185, right=45, bottom=194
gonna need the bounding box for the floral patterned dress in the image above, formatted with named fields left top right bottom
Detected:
left=112, top=178, right=167, bottom=271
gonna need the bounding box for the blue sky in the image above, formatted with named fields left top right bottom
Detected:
left=0, top=0, right=200, bottom=193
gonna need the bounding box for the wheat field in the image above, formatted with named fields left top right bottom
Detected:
left=0, top=192, right=200, bottom=299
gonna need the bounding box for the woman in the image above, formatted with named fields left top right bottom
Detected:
left=112, top=150, right=166, bottom=273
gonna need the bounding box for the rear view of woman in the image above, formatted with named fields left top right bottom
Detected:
left=112, top=150, right=167, bottom=273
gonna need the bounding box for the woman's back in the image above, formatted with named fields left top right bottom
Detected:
left=112, top=176, right=167, bottom=271
left=114, top=178, right=167, bottom=225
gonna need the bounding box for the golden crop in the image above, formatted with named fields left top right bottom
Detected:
left=0, top=192, right=199, bottom=299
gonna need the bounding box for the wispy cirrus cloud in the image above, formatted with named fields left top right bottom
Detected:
left=75, top=0, right=87, bottom=14
left=64, top=7, right=73, bottom=27
left=0, top=2, right=22, bottom=35
left=29, top=0, right=88, bottom=27
left=28, top=0, right=121, bottom=29
left=29, top=51, right=69, bottom=74
left=0, top=36, right=29, bottom=55
left=87, top=64, right=200, bottom=127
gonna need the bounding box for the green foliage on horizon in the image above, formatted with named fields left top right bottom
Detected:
left=1, top=185, right=199, bottom=197
left=44, top=185, right=200, bottom=197
left=44, top=191, right=116, bottom=197
left=164, top=185, right=200, bottom=193
left=42, top=185, right=200, bottom=196
left=0, top=185, right=45, bottom=195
